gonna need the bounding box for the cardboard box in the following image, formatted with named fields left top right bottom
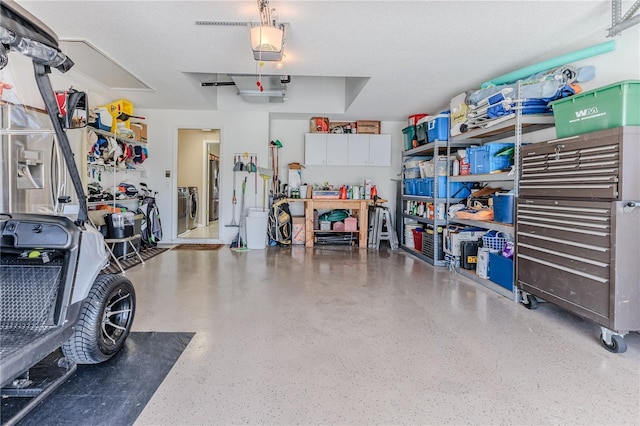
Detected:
left=292, top=217, right=305, bottom=245
left=344, top=217, right=358, bottom=231
left=130, top=122, right=147, bottom=141
left=356, top=120, right=381, bottom=134
left=443, top=225, right=486, bottom=256
left=329, top=121, right=356, bottom=134
left=310, top=117, right=330, bottom=133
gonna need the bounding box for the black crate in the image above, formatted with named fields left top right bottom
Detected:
left=422, top=226, right=444, bottom=261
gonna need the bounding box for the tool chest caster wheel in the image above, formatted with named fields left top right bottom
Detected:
left=600, top=332, right=627, bottom=354
left=521, top=293, right=538, bottom=310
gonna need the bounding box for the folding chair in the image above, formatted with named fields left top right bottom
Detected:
left=88, top=211, right=144, bottom=274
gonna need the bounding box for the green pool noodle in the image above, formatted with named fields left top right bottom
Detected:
left=481, top=40, right=616, bottom=88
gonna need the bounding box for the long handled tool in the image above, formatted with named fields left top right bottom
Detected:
left=258, top=166, right=273, bottom=211
left=226, top=155, right=239, bottom=227
left=232, top=177, right=250, bottom=252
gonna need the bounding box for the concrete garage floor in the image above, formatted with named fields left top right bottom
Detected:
left=127, top=246, right=639, bottom=425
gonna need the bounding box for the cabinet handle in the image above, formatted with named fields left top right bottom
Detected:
left=518, top=242, right=609, bottom=268
left=517, top=254, right=609, bottom=284
left=517, top=231, right=609, bottom=252
left=518, top=219, right=609, bottom=237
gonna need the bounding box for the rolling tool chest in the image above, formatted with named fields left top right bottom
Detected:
left=516, top=126, right=640, bottom=352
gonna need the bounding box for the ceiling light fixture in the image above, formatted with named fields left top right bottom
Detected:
left=250, top=0, right=284, bottom=61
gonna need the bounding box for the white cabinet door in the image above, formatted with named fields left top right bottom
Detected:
left=304, top=133, right=327, bottom=165
left=347, top=134, right=370, bottom=166
left=369, top=134, right=391, bottom=166
left=326, top=134, right=348, bottom=166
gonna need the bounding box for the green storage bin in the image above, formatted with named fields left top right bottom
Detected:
left=550, top=80, right=640, bottom=138
left=402, top=125, right=417, bottom=150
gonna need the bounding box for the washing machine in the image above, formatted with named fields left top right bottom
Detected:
left=187, top=186, right=198, bottom=230
left=177, top=187, right=189, bottom=235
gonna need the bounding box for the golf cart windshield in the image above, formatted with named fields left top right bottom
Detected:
left=1, top=0, right=88, bottom=222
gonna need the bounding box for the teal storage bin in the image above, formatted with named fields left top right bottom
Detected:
left=489, top=252, right=513, bottom=291
left=402, top=126, right=417, bottom=150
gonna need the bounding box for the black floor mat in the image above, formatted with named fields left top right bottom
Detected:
left=2, top=332, right=194, bottom=426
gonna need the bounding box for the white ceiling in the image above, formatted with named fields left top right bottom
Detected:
left=16, top=0, right=615, bottom=121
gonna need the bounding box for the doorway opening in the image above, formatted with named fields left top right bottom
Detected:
left=177, top=129, right=220, bottom=240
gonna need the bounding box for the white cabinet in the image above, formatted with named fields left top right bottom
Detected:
left=304, top=133, right=347, bottom=166
left=305, top=133, right=391, bottom=167
left=326, top=134, right=348, bottom=166
left=347, top=134, right=370, bottom=166
left=369, top=134, right=391, bottom=166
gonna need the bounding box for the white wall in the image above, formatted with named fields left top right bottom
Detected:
left=136, top=108, right=269, bottom=244
left=269, top=120, right=405, bottom=217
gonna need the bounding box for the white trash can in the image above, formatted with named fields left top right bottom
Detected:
left=245, top=208, right=269, bottom=249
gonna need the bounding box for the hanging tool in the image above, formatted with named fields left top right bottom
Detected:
left=258, top=166, right=273, bottom=211
left=227, top=156, right=239, bottom=227
left=116, top=112, right=146, bottom=121
left=232, top=177, right=250, bottom=252
left=254, top=156, right=258, bottom=207
left=233, top=154, right=243, bottom=172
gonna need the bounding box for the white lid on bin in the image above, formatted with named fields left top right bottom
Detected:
left=426, top=113, right=450, bottom=122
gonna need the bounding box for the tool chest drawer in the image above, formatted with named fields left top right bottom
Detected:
left=516, top=198, right=612, bottom=317
left=519, top=127, right=639, bottom=200
left=516, top=197, right=640, bottom=330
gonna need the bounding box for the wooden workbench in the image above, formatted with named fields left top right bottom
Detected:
left=288, top=198, right=385, bottom=248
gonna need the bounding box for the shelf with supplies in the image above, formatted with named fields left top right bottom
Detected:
left=448, top=218, right=513, bottom=234
left=400, top=132, right=461, bottom=266
left=449, top=171, right=514, bottom=183
left=450, top=114, right=555, bottom=143
left=444, top=91, right=556, bottom=299
left=90, top=127, right=147, bottom=146
left=402, top=213, right=447, bottom=227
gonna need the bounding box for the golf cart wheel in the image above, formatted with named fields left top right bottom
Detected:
left=62, top=274, right=136, bottom=364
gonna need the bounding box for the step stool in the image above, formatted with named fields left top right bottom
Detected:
left=368, top=206, right=398, bottom=250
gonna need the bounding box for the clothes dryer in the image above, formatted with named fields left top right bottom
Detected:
left=187, top=187, right=198, bottom=230
left=177, top=187, right=189, bottom=235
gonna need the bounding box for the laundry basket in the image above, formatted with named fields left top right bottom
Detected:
left=482, top=231, right=509, bottom=251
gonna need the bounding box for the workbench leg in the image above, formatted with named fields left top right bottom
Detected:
left=305, top=200, right=314, bottom=248
left=358, top=202, right=368, bottom=248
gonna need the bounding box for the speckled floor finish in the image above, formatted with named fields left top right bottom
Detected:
left=126, top=246, right=639, bottom=425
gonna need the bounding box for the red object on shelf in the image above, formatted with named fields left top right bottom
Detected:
left=408, top=114, right=428, bottom=126
left=412, top=229, right=423, bottom=251
left=339, top=185, right=347, bottom=199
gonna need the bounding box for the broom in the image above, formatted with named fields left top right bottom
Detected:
left=257, top=166, right=274, bottom=211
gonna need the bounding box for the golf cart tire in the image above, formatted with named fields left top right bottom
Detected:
left=61, top=274, right=136, bottom=364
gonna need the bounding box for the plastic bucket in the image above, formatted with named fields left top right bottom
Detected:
left=248, top=207, right=269, bottom=217
left=492, top=193, right=514, bottom=224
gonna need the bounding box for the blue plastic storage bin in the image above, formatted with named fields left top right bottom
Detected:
left=434, top=176, right=472, bottom=198
left=404, top=179, right=417, bottom=195
left=427, top=114, right=450, bottom=142
left=466, top=143, right=514, bottom=174
left=492, top=193, right=514, bottom=224
left=416, top=178, right=431, bottom=196
left=489, top=252, right=513, bottom=291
